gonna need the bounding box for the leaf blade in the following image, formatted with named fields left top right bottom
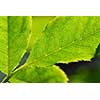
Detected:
left=10, top=65, right=68, bottom=83
left=27, top=16, right=100, bottom=68
left=0, top=16, right=8, bottom=73
left=8, top=16, right=32, bottom=74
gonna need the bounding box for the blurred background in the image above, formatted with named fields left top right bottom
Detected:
left=57, top=44, right=100, bottom=83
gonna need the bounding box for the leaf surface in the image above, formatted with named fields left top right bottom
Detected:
left=0, top=16, right=54, bottom=74
left=8, top=16, right=32, bottom=74
left=27, top=16, right=55, bottom=51
left=26, top=17, right=100, bottom=68
left=0, top=17, right=8, bottom=73
left=10, top=65, right=68, bottom=83
left=1, top=16, right=67, bottom=83
left=13, top=16, right=100, bottom=83
left=1, top=16, right=100, bottom=83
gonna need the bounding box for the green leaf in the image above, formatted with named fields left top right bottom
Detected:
left=10, top=65, right=68, bottom=83
left=0, top=16, right=54, bottom=74
left=12, top=16, right=100, bottom=83
left=26, top=16, right=100, bottom=68
left=27, top=16, right=55, bottom=51
left=8, top=16, right=32, bottom=74
left=1, top=16, right=67, bottom=83
left=0, top=17, right=32, bottom=75
left=1, top=16, right=100, bottom=83
left=0, top=17, right=8, bottom=73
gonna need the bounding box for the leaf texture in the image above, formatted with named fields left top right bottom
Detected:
left=0, top=17, right=8, bottom=73
left=8, top=16, right=32, bottom=74
left=10, top=65, right=68, bottom=83
left=13, top=16, right=100, bottom=83
left=26, top=17, right=100, bottom=67
left=0, top=16, right=100, bottom=83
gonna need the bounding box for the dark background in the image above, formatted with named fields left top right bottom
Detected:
left=56, top=44, right=100, bottom=83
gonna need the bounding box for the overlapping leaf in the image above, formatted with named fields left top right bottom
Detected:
left=27, top=16, right=55, bottom=51
left=10, top=65, right=68, bottom=83
left=26, top=17, right=100, bottom=67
